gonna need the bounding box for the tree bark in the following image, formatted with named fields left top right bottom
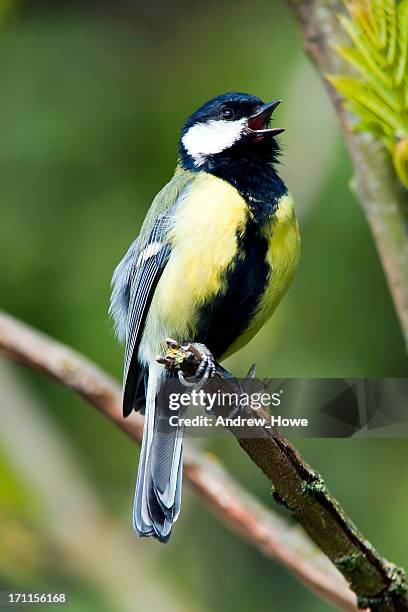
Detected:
left=285, top=0, right=408, bottom=350
left=159, top=340, right=408, bottom=612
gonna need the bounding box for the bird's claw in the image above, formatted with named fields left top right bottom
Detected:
left=166, top=337, right=181, bottom=349
left=178, top=343, right=216, bottom=389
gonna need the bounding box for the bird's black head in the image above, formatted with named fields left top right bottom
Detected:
left=179, top=92, right=284, bottom=173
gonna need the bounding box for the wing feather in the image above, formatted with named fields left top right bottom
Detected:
left=122, top=216, right=171, bottom=416
left=109, top=169, right=194, bottom=417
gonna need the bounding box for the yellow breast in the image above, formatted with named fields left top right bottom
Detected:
left=145, top=173, right=248, bottom=351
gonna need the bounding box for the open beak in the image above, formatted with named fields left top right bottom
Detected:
left=246, top=100, right=284, bottom=137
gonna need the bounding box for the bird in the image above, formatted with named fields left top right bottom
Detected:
left=110, top=92, right=300, bottom=542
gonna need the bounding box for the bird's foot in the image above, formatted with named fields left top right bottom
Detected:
left=177, top=343, right=216, bottom=390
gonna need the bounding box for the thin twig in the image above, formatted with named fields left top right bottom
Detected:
left=160, top=340, right=408, bottom=612
left=0, top=310, right=357, bottom=612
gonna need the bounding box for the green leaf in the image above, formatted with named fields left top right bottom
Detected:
left=385, top=0, right=397, bottom=64
left=345, top=99, right=396, bottom=138
left=328, top=74, right=407, bottom=132
left=332, top=0, right=408, bottom=190
left=393, top=137, right=408, bottom=188
left=333, top=44, right=399, bottom=110
left=345, top=0, right=382, bottom=49
left=396, top=0, right=408, bottom=85
left=339, top=13, right=388, bottom=79
left=372, top=0, right=388, bottom=48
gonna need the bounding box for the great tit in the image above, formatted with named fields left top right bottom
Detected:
left=110, top=92, right=300, bottom=542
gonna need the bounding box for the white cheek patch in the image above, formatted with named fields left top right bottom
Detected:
left=182, top=118, right=246, bottom=166
left=136, top=242, right=163, bottom=268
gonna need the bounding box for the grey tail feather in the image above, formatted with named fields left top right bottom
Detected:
left=133, top=363, right=183, bottom=543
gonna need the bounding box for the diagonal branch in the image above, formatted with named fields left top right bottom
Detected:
left=0, top=310, right=357, bottom=612
left=285, top=0, right=408, bottom=349
left=159, top=340, right=407, bottom=612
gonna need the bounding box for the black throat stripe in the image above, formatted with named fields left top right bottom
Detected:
left=180, top=140, right=288, bottom=357
left=193, top=214, right=270, bottom=359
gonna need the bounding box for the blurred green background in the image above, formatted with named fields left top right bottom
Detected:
left=1, top=1, right=407, bottom=611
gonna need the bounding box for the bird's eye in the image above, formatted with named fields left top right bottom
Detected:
left=220, top=107, right=234, bottom=120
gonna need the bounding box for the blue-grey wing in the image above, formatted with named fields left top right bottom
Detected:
left=109, top=238, right=138, bottom=343
left=123, top=217, right=172, bottom=416
left=110, top=215, right=171, bottom=417
left=110, top=169, right=194, bottom=417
